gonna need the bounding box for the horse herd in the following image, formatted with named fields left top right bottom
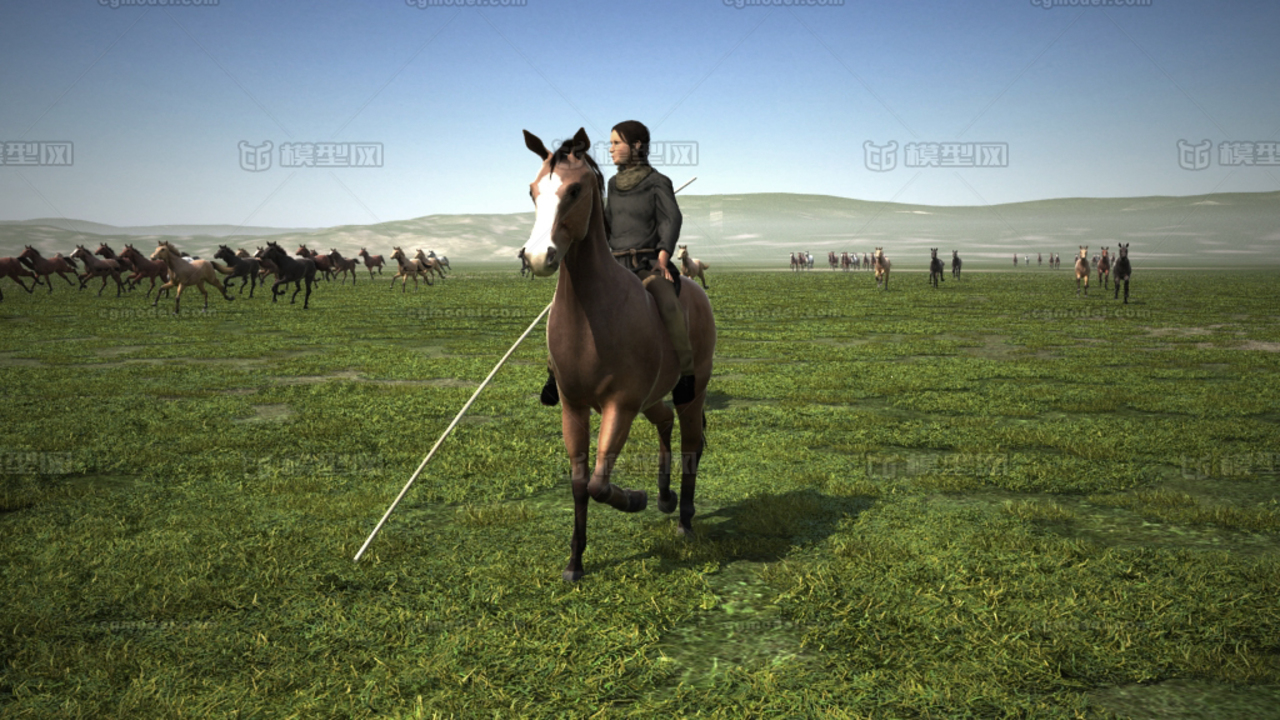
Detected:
left=0, top=241, right=452, bottom=311
left=792, top=246, right=1133, bottom=301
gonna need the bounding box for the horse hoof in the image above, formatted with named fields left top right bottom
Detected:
left=562, top=569, right=583, bottom=583
left=626, top=490, right=648, bottom=513
left=658, top=495, right=677, bottom=514
left=676, top=524, right=694, bottom=539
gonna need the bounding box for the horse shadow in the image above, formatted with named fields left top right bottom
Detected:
left=615, top=487, right=874, bottom=572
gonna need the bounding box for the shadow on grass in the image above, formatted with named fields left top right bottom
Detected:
left=621, top=487, right=875, bottom=572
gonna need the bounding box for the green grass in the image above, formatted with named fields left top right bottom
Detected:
left=2, top=267, right=1279, bottom=718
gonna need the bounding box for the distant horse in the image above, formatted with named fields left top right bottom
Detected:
left=261, top=241, right=317, bottom=308
left=150, top=241, right=235, bottom=313
left=828, top=251, right=839, bottom=270
left=929, top=248, right=945, bottom=289
left=70, top=245, right=126, bottom=297
left=789, top=252, right=800, bottom=272
left=0, top=257, right=41, bottom=301
left=357, top=248, right=385, bottom=280
left=520, top=128, right=715, bottom=581
left=117, top=244, right=171, bottom=299
left=428, top=250, right=450, bottom=274
left=677, top=244, right=709, bottom=289
left=390, top=246, right=432, bottom=291
left=327, top=249, right=359, bottom=285
left=874, top=247, right=891, bottom=290
left=94, top=243, right=135, bottom=290
left=1113, top=243, right=1132, bottom=303
left=1038, top=252, right=1042, bottom=267
left=1013, top=253, right=1018, bottom=267
left=1097, top=247, right=1111, bottom=290
left=297, top=245, right=334, bottom=281
left=254, top=247, right=280, bottom=283
left=18, top=246, right=77, bottom=293
left=951, top=250, right=962, bottom=278
left=518, top=247, right=534, bottom=278
left=1075, top=246, right=1090, bottom=296
left=806, top=252, right=815, bottom=270
left=413, top=249, right=447, bottom=281
left=840, top=251, right=852, bottom=271
left=214, top=245, right=262, bottom=297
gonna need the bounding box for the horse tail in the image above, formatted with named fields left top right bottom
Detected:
left=212, top=261, right=234, bottom=275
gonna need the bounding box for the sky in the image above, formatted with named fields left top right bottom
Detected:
left=1, top=0, right=1277, bottom=229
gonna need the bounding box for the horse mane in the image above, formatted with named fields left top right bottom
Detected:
left=549, top=139, right=603, bottom=196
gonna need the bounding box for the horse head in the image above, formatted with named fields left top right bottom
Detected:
left=520, top=127, right=602, bottom=277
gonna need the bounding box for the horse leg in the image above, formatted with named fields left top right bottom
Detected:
left=173, top=283, right=184, bottom=314
left=196, top=282, right=210, bottom=310
left=562, top=404, right=592, bottom=583
left=153, top=279, right=176, bottom=306
left=675, top=394, right=706, bottom=537
left=1123, top=278, right=1129, bottom=304
left=303, top=276, right=312, bottom=309
left=589, top=405, right=648, bottom=514
left=643, top=401, right=677, bottom=514
left=290, top=280, right=301, bottom=304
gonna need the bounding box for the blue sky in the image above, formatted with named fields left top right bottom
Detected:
left=1, top=0, right=1277, bottom=228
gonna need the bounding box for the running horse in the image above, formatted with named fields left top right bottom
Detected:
left=951, top=250, right=962, bottom=278
left=118, top=244, right=171, bottom=299
left=874, top=247, right=891, bottom=290
left=521, top=128, right=716, bottom=582
left=1113, top=243, right=1132, bottom=304
left=0, top=256, right=42, bottom=301
left=70, top=245, right=126, bottom=297
left=150, top=241, right=235, bottom=313
left=1096, top=247, right=1111, bottom=291
left=357, top=248, right=385, bottom=280
left=676, top=244, right=709, bottom=289
left=1075, top=246, right=1090, bottom=296
left=928, top=248, right=945, bottom=289
left=18, top=246, right=78, bottom=293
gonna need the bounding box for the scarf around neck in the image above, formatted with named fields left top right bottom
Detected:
left=614, top=163, right=653, bottom=192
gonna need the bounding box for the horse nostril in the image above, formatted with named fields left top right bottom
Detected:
left=545, top=247, right=557, bottom=265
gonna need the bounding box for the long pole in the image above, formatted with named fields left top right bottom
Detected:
left=353, top=176, right=697, bottom=562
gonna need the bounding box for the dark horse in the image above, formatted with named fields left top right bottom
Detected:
left=17, top=246, right=77, bottom=293
left=117, top=244, right=171, bottom=299
left=929, top=248, right=945, bottom=289
left=1, top=257, right=42, bottom=301
left=1113, top=243, right=1132, bottom=304
left=521, top=128, right=716, bottom=582
left=952, top=250, right=962, bottom=278
left=262, top=241, right=317, bottom=308
left=214, top=245, right=261, bottom=298
left=1097, top=247, right=1111, bottom=291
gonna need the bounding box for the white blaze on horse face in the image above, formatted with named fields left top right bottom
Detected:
left=523, top=170, right=563, bottom=276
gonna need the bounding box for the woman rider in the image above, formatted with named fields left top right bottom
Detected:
left=540, top=119, right=697, bottom=407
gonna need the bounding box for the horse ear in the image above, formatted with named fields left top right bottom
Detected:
left=524, top=130, right=550, bottom=160
left=572, top=127, right=590, bottom=156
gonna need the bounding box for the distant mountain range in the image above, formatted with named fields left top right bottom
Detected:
left=2, top=191, right=1277, bottom=268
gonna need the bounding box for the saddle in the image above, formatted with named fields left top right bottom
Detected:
left=611, top=247, right=681, bottom=297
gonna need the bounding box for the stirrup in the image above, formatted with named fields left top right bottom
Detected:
left=540, top=372, right=559, bottom=406
left=672, top=374, right=696, bottom=405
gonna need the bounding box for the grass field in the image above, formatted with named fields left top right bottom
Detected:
left=2, top=266, right=1279, bottom=719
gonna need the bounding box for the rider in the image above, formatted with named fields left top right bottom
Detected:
left=540, top=119, right=697, bottom=407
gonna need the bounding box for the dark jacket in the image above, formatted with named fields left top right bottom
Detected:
left=605, top=168, right=682, bottom=273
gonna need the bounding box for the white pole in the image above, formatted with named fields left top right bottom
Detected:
left=352, top=301, right=551, bottom=562
left=354, top=176, right=697, bottom=562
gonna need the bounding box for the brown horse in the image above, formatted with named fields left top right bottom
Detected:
left=874, top=247, right=891, bottom=290
left=327, top=249, right=359, bottom=285
left=17, top=246, right=77, bottom=293
left=357, top=248, right=385, bottom=280
left=1075, top=246, right=1090, bottom=296
left=117, top=244, right=171, bottom=299
left=677, top=244, right=709, bottom=289
left=150, top=241, right=235, bottom=313
left=1097, top=247, right=1111, bottom=290
left=521, top=128, right=716, bottom=582
left=297, top=245, right=334, bottom=281
left=1, top=257, right=42, bottom=300
left=70, top=245, right=126, bottom=297
left=413, top=249, right=447, bottom=281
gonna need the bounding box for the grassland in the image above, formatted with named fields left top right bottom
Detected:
left=1, top=266, right=1278, bottom=719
